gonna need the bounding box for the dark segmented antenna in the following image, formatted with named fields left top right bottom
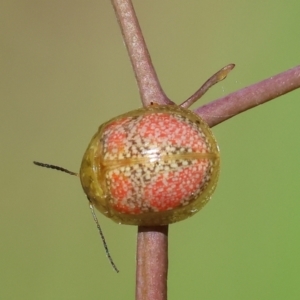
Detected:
left=33, top=161, right=119, bottom=273
left=33, top=161, right=79, bottom=176
left=88, top=201, right=119, bottom=273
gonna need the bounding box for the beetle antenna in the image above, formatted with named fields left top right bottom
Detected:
left=33, top=161, right=78, bottom=176
left=33, top=160, right=119, bottom=272
left=180, top=63, right=235, bottom=108
left=88, top=201, right=119, bottom=273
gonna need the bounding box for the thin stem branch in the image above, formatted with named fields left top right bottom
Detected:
left=180, top=64, right=235, bottom=108
left=196, top=65, right=300, bottom=127
left=111, top=0, right=173, bottom=107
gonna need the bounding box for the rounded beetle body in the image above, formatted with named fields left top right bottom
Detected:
left=80, top=105, right=220, bottom=226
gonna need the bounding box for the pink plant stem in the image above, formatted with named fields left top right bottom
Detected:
left=110, top=1, right=170, bottom=299
left=110, top=1, right=300, bottom=300
left=111, top=0, right=173, bottom=107
left=196, top=65, right=300, bottom=127
left=136, top=226, right=168, bottom=300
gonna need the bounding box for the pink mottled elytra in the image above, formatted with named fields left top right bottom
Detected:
left=80, top=104, right=220, bottom=226
left=34, top=64, right=234, bottom=271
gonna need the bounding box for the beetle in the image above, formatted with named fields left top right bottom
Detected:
left=80, top=104, right=220, bottom=226
left=34, top=64, right=234, bottom=271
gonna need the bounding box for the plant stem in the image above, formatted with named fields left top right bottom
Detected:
left=111, top=0, right=173, bottom=107
left=110, top=1, right=170, bottom=299
left=196, top=65, right=300, bottom=127
left=110, top=1, right=300, bottom=300
left=136, top=226, right=168, bottom=300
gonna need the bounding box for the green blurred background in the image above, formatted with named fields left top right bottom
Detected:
left=1, top=1, right=300, bottom=299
